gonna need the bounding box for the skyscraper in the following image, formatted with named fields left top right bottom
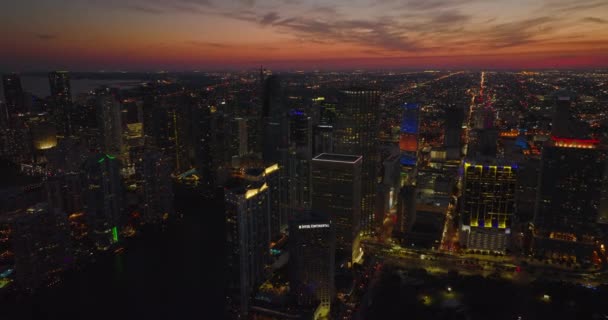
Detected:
left=399, top=103, right=420, bottom=186
left=551, top=92, right=573, bottom=138
left=460, top=161, right=517, bottom=252
left=1, top=203, right=72, bottom=291
left=289, top=109, right=313, bottom=210
left=289, top=210, right=335, bottom=318
left=95, top=88, right=124, bottom=158
left=311, top=153, right=362, bottom=264
left=224, top=177, right=271, bottom=316
left=192, top=101, right=215, bottom=189
left=48, top=71, right=73, bottom=136
left=2, top=73, right=25, bottom=117
left=444, top=104, right=464, bottom=160
left=138, top=150, right=175, bottom=224
left=83, top=153, right=124, bottom=251
left=262, top=74, right=287, bottom=162
left=334, top=89, right=379, bottom=233
left=533, top=137, right=606, bottom=260
left=0, top=101, right=8, bottom=129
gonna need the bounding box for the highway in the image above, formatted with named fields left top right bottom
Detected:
left=361, top=237, right=607, bottom=287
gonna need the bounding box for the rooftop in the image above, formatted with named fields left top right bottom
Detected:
left=313, top=153, right=362, bottom=163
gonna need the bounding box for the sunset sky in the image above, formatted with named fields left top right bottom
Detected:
left=1, top=0, right=608, bottom=71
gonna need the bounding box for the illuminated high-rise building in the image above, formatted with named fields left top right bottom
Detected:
left=289, top=210, right=335, bottom=318
left=399, top=103, right=420, bottom=186
left=334, top=89, right=379, bottom=232
left=48, top=71, right=73, bottom=136
left=2, top=73, right=25, bottom=117
left=83, top=153, right=123, bottom=251
left=460, top=160, right=517, bottom=252
left=224, top=177, right=271, bottom=317
left=534, top=137, right=606, bottom=260
left=311, top=153, right=362, bottom=264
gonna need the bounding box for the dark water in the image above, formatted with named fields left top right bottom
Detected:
left=1, top=189, right=226, bottom=320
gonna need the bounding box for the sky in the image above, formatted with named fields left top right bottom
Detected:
left=1, top=0, right=608, bottom=71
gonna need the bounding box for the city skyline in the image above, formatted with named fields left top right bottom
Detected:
left=1, top=1, right=608, bottom=319
left=2, top=0, right=608, bottom=71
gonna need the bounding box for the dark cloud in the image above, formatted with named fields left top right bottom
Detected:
left=187, top=41, right=231, bottom=48
left=386, top=0, right=479, bottom=11
left=260, top=12, right=281, bottom=25
left=125, top=5, right=164, bottom=14
left=186, top=41, right=278, bottom=51
left=115, top=0, right=214, bottom=15
left=36, top=34, right=57, bottom=40
left=479, top=17, right=555, bottom=48
left=547, top=0, right=608, bottom=12
left=582, top=17, right=608, bottom=24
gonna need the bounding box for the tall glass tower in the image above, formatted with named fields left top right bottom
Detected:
left=334, top=89, right=379, bottom=233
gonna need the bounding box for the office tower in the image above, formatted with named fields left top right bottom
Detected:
left=2, top=73, right=25, bottom=117
left=334, top=89, right=379, bottom=232
left=460, top=161, right=517, bottom=252
left=377, top=152, right=400, bottom=221
left=138, top=151, right=174, bottom=224
left=1, top=203, right=71, bottom=291
left=225, top=177, right=271, bottom=316
left=314, top=125, right=333, bottom=155
left=48, top=71, right=73, bottom=136
left=319, top=99, right=337, bottom=126
left=396, top=185, right=416, bottom=235
left=95, top=88, right=124, bottom=158
left=0, top=101, right=8, bottom=129
left=262, top=74, right=287, bottom=162
left=399, top=103, right=420, bottom=186
left=192, top=102, right=215, bottom=189
left=534, top=137, right=606, bottom=260
left=45, top=172, right=85, bottom=217
left=311, top=153, right=362, bottom=264
left=232, top=117, right=249, bottom=158
left=515, top=159, right=540, bottom=224
left=289, top=109, right=313, bottom=210
left=444, top=104, right=464, bottom=160
left=469, top=105, right=498, bottom=157
left=0, top=124, right=32, bottom=164
left=289, top=211, right=335, bottom=317
left=83, top=153, right=124, bottom=251
left=551, top=91, right=573, bottom=138
left=141, top=88, right=194, bottom=172
left=472, top=106, right=495, bottom=130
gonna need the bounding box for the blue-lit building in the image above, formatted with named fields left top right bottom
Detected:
left=399, top=103, right=420, bottom=185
